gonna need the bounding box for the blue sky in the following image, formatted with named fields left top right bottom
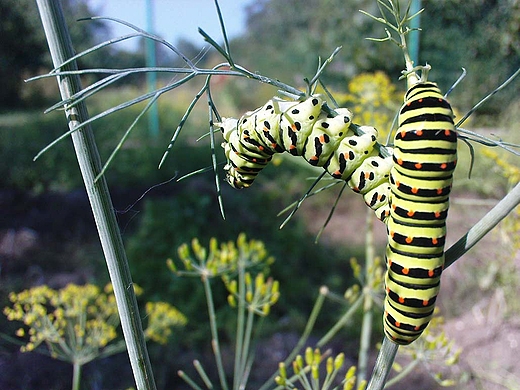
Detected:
left=88, top=0, right=253, bottom=50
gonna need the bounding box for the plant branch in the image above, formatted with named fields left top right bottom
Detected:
left=34, top=1, right=156, bottom=389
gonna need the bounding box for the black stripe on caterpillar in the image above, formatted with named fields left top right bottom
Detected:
left=383, top=81, right=457, bottom=345
left=219, top=95, right=393, bottom=222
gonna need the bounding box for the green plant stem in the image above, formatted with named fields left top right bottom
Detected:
left=178, top=370, right=204, bottom=390
left=358, top=209, right=376, bottom=385
left=445, top=180, right=520, bottom=267
left=34, top=1, right=156, bottom=389
left=383, top=358, right=419, bottom=388
left=233, top=262, right=246, bottom=390
left=238, top=308, right=256, bottom=389
left=317, top=294, right=364, bottom=347
left=366, top=338, right=398, bottom=390
left=72, top=361, right=81, bottom=390
left=202, top=274, right=228, bottom=390
left=260, top=287, right=328, bottom=390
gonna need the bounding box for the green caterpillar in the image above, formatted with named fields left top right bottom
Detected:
left=218, top=83, right=456, bottom=345
left=219, top=95, right=393, bottom=222
left=384, top=81, right=457, bottom=344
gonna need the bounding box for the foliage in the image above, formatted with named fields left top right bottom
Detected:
left=275, top=348, right=365, bottom=390
left=0, top=0, right=48, bottom=108
left=418, top=0, right=519, bottom=115
left=172, top=234, right=280, bottom=390
left=230, top=0, right=518, bottom=120
left=3, top=282, right=186, bottom=389
left=0, top=91, right=205, bottom=192
left=338, top=71, right=402, bottom=141
left=234, top=0, right=402, bottom=87
left=1, top=0, right=102, bottom=108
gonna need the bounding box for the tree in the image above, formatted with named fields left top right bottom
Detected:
left=229, top=0, right=518, bottom=116
left=0, top=0, right=131, bottom=109
left=0, top=0, right=48, bottom=108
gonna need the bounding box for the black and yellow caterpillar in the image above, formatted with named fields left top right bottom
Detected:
left=383, top=81, right=457, bottom=344
left=219, top=95, right=393, bottom=222
left=219, top=82, right=457, bottom=345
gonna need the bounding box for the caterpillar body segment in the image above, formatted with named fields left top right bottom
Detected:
left=383, top=81, right=457, bottom=345
left=219, top=95, right=393, bottom=222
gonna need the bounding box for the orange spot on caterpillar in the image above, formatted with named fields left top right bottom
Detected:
left=395, top=321, right=401, bottom=327
left=437, top=188, right=443, bottom=195
left=310, top=156, right=318, bottom=161
left=415, top=163, right=422, bottom=169
left=291, top=124, right=298, bottom=131
left=365, top=172, right=371, bottom=179
left=407, top=210, right=415, bottom=217
left=422, top=299, right=429, bottom=306
left=289, top=145, right=297, bottom=150
left=388, top=259, right=393, bottom=266
left=319, top=135, right=326, bottom=143
left=432, top=238, right=438, bottom=245
left=400, top=131, right=407, bottom=138
left=402, top=268, right=409, bottom=275
left=399, top=296, right=405, bottom=303
left=397, top=158, right=403, bottom=165
left=416, top=130, right=423, bottom=136
left=258, top=145, right=265, bottom=151
left=434, top=211, right=441, bottom=218
left=444, top=129, right=452, bottom=136
left=440, top=163, right=447, bottom=169
left=414, top=325, right=421, bottom=331
left=411, top=187, right=419, bottom=194
left=395, top=181, right=401, bottom=187
left=405, top=236, right=413, bottom=244
left=418, top=98, right=423, bottom=103
left=428, top=270, right=434, bottom=277
left=390, top=231, right=395, bottom=238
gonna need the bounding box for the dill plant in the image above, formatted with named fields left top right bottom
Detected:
left=3, top=283, right=186, bottom=390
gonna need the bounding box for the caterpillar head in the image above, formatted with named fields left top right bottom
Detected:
left=217, top=117, right=239, bottom=142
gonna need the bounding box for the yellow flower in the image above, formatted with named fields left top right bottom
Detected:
left=144, top=301, right=187, bottom=345
left=4, top=283, right=186, bottom=365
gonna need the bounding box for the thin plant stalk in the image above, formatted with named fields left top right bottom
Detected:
left=316, top=294, right=364, bottom=348
left=259, top=286, right=329, bottom=390
left=233, top=262, right=246, bottom=390
left=202, top=274, right=229, bottom=390
left=357, top=209, right=376, bottom=385
left=238, top=307, right=256, bottom=389
left=72, top=362, right=81, bottom=390
left=34, top=1, right=156, bottom=389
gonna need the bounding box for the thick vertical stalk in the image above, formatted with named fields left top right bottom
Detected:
left=202, top=275, right=229, bottom=390
left=233, top=260, right=246, bottom=390
left=34, top=1, right=156, bottom=389
left=72, top=361, right=81, bottom=390
left=357, top=209, right=375, bottom=385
